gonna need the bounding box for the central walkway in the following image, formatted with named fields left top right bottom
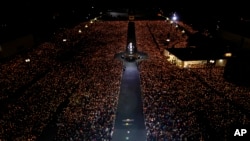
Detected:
left=112, top=21, right=147, bottom=141
left=112, top=61, right=146, bottom=141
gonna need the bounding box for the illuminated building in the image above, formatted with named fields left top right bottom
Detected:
left=164, top=48, right=230, bottom=68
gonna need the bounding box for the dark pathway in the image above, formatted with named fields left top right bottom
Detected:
left=112, top=21, right=147, bottom=141
left=112, top=61, right=146, bottom=141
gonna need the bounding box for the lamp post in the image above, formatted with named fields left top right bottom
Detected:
left=171, top=13, right=178, bottom=40
left=172, top=13, right=177, bottom=22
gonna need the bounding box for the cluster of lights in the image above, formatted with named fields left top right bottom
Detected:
left=160, top=12, right=183, bottom=45
left=86, top=16, right=100, bottom=28
left=122, top=119, right=134, bottom=140
left=125, top=129, right=130, bottom=140
left=209, top=60, right=215, bottom=63
left=25, top=58, right=30, bottom=62
left=160, top=11, right=178, bottom=24
left=61, top=15, right=102, bottom=42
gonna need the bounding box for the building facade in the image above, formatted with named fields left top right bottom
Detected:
left=164, top=48, right=230, bottom=68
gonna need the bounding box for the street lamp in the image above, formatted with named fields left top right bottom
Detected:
left=172, top=13, right=177, bottom=22
left=172, top=13, right=178, bottom=28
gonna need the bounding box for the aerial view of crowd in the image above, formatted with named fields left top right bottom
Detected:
left=0, top=16, right=249, bottom=141
left=0, top=20, right=126, bottom=140
left=136, top=20, right=250, bottom=140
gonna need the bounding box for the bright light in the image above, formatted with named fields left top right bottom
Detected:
left=25, top=58, right=30, bottom=62
left=78, top=29, right=82, bottom=33
left=124, top=122, right=132, bottom=126
left=184, top=62, right=188, bottom=68
left=122, top=118, right=134, bottom=122
left=182, top=30, right=185, bottom=33
left=166, top=39, right=170, bottom=42
left=219, top=59, right=223, bottom=62
left=63, top=39, right=67, bottom=42
left=170, top=20, right=173, bottom=24
left=175, top=24, right=178, bottom=28
left=166, top=17, right=169, bottom=21
left=128, top=42, right=133, bottom=53
left=172, top=13, right=177, bottom=21
left=94, top=17, right=97, bottom=21
left=209, top=60, right=215, bottom=63
left=85, top=24, right=88, bottom=28
left=90, top=20, right=93, bottom=24
left=224, top=52, right=232, bottom=57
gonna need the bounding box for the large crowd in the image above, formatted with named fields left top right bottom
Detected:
left=0, top=17, right=249, bottom=141
left=0, top=20, right=126, bottom=140
left=191, top=67, right=250, bottom=112
left=136, top=20, right=250, bottom=140
left=53, top=21, right=127, bottom=141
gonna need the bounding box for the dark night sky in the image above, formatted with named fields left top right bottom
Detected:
left=0, top=0, right=249, bottom=37
left=0, top=0, right=249, bottom=19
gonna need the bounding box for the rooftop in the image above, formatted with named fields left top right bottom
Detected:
left=166, top=48, right=229, bottom=61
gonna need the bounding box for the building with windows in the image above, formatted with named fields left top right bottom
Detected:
left=164, top=48, right=232, bottom=68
